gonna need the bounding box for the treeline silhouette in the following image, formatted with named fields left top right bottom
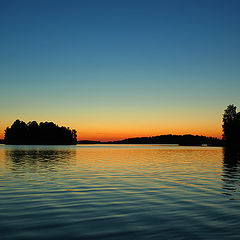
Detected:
left=4, top=120, right=77, bottom=145
left=107, top=134, right=222, bottom=146
left=222, top=104, right=240, bottom=146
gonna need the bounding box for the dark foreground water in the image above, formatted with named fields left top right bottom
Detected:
left=0, top=144, right=240, bottom=240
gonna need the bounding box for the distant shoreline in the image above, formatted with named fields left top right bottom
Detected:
left=1, top=134, right=224, bottom=146
left=77, top=134, right=223, bottom=147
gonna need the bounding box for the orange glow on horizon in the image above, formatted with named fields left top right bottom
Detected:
left=0, top=115, right=223, bottom=142
left=76, top=130, right=222, bottom=142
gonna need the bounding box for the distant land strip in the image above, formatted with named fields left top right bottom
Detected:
left=78, top=135, right=223, bottom=146
left=1, top=134, right=222, bottom=146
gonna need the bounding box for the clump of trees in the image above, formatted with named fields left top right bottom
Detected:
left=222, top=104, right=240, bottom=145
left=4, top=120, right=77, bottom=145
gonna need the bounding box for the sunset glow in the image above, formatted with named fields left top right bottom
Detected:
left=1, top=0, right=240, bottom=141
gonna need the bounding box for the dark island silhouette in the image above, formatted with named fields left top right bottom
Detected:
left=102, top=134, right=223, bottom=146
left=4, top=120, right=77, bottom=145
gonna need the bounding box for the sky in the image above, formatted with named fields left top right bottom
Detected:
left=1, top=0, right=240, bottom=141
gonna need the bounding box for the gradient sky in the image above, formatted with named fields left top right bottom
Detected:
left=1, top=0, right=240, bottom=141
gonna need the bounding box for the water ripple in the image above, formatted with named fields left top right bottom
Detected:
left=0, top=145, right=240, bottom=240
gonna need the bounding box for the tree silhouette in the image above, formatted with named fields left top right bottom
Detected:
left=4, top=120, right=77, bottom=145
left=222, top=104, right=240, bottom=145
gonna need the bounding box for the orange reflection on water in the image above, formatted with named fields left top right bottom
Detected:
left=72, top=145, right=223, bottom=191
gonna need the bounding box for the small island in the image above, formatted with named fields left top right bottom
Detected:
left=4, top=120, right=77, bottom=145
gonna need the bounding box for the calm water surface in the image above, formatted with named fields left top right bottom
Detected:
left=0, top=144, right=240, bottom=240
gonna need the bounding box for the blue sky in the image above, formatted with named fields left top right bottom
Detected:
left=1, top=0, right=240, bottom=140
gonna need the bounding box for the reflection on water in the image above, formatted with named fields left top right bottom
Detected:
left=222, top=147, right=240, bottom=198
left=5, top=146, right=76, bottom=172
left=0, top=145, right=240, bottom=240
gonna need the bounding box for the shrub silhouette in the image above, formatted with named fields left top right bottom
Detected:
left=4, top=120, right=77, bottom=145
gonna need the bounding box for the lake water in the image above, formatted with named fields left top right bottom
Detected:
left=0, top=144, right=240, bottom=240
